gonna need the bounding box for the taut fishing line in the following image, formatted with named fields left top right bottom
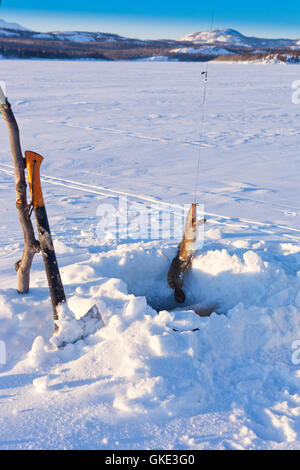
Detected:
left=194, top=0, right=216, bottom=204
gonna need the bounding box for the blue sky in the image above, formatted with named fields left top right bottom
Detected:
left=1, top=1, right=300, bottom=39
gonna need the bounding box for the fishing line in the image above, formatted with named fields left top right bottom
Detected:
left=194, top=0, right=216, bottom=204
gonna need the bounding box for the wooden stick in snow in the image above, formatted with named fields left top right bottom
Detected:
left=0, top=90, right=40, bottom=293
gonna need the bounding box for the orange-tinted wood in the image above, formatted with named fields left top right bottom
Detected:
left=25, top=150, right=44, bottom=208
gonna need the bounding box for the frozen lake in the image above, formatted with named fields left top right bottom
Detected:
left=0, top=60, right=299, bottom=449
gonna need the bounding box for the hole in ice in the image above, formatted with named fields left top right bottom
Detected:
left=145, top=292, right=183, bottom=313
left=145, top=291, right=218, bottom=317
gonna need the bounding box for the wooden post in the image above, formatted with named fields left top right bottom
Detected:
left=0, top=97, right=40, bottom=293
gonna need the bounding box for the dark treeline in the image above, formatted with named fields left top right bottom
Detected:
left=0, top=37, right=299, bottom=62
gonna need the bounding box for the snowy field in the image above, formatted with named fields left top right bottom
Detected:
left=0, top=60, right=300, bottom=449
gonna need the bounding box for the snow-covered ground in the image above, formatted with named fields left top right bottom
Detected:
left=0, top=60, right=300, bottom=450
left=170, top=46, right=234, bottom=55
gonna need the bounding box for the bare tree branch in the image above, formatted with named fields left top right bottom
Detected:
left=0, top=101, right=40, bottom=293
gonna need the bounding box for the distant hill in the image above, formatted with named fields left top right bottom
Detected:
left=179, top=28, right=300, bottom=51
left=0, top=19, right=299, bottom=62
left=0, top=18, right=30, bottom=32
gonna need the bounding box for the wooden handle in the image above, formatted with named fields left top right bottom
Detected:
left=25, top=150, right=44, bottom=208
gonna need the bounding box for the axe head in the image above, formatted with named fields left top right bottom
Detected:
left=55, top=304, right=105, bottom=349
left=83, top=304, right=102, bottom=319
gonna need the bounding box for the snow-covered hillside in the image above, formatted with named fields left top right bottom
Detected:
left=1, top=17, right=300, bottom=52
left=1, top=19, right=300, bottom=61
left=0, top=61, right=299, bottom=449
left=171, top=46, right=234, bottom=55
left=0, top=18, right=29, bottom=31
left=0, top=17, right=134, bottom=43
left=32, top=30, right=131, bottom=43
left=180, top=28, right=300, bottom=50
left=0, top=18, right=30, bottom=38
left=180, top=29, right=251, bottom=46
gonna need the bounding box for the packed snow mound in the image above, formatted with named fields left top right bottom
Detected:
left=1, top=235, right=300, bottom=448
left=2, top=236, right=300, bottom=417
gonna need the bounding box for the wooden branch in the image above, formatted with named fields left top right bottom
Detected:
left=0, top=101, right=40, bottom=293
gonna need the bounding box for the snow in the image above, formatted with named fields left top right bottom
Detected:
left=0, top=60, right=300, bottom=449
left=0, top=18, right=29, bottom=31
left=179, top=29, right=250, bottom=46
left=32, top=33, right=54, bottom=40
left=137, top=56, right=171, bottom=62
left=179, top=28, right=300, bottom=51
left=223, top=54, right=298, bottom=65
left=54, top=32, right=96, bottom=43
left=0, top=29, right=19, bottom=38
left=258, top=54, right=290, bottom=64
left=171, top=46, right=234, bottom=55
left=33, top=375, right=49, bottom=393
